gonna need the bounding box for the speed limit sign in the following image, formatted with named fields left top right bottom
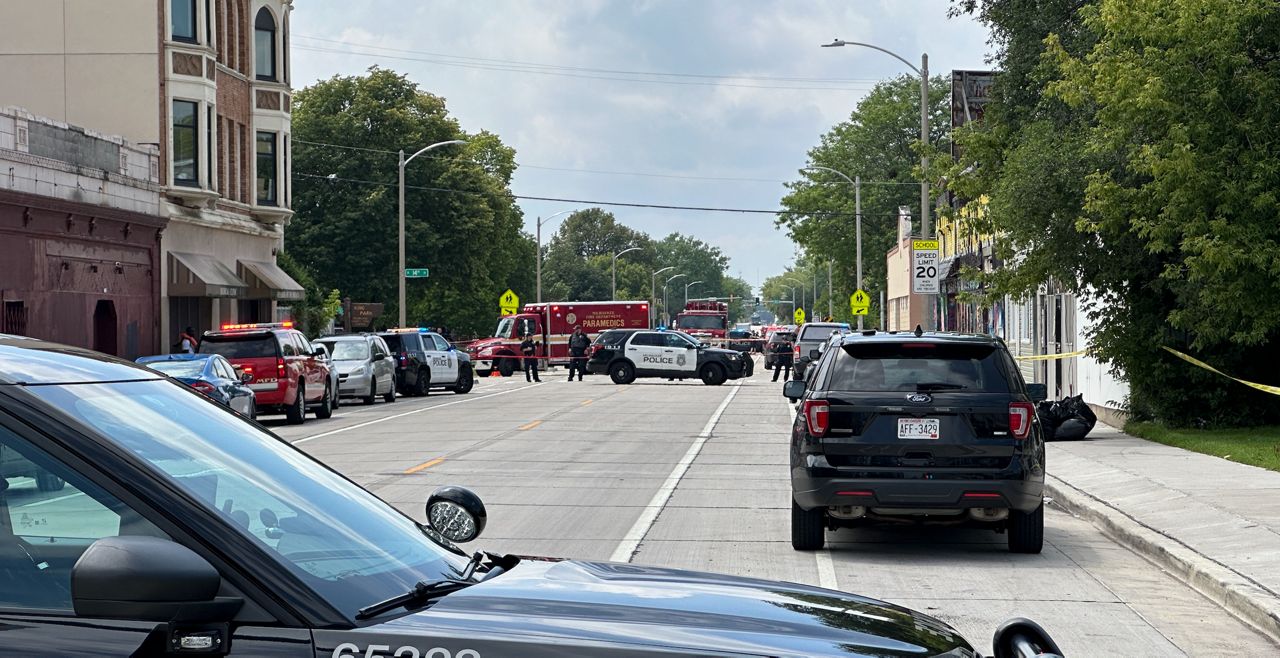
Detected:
left=911, top=240, right=940, bottom=294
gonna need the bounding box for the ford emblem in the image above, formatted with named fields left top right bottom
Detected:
left=907, top=393, right=932, bottom=404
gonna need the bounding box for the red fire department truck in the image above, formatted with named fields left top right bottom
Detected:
left=672, top=300, right=730, bottom=340
left=468, top=300, right=650, bottom=377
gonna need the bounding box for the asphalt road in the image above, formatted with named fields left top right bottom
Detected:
left=268, top=358, right=1277, bottom=656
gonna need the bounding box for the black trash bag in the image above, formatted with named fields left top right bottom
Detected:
left=1054, top=417, right=1091, bottom=440
left=1036, top=400, right=1062, bottom=440
left=1049, top=394, right=1097, bottom=440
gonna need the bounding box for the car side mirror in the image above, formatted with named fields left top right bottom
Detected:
left=239, top=371, right=254, bottom=384
left=1026, top=383, right=1048, bottom=402
left=73, top=536, right=242, bottom=623
left=783, top=379, right=806, bottom=401
left=372, top=353, right=386, bottom=361
left=426, top=486, right=487, bottom=543
left=311, top=348, right=326, bottom=358
left=809, top=349, right=821, bottom=361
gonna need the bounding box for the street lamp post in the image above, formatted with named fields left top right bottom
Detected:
left=651, top=266, right=674, bottom=328
left=398, top=139, right=466, bottom=327
left=785, top=276, right=806, bottom=318
left=684, top=280, right=704, bottom=308
left=663, top=273, right=686, bottom=325
left=536, top=210, right=575, bottom=305
left=823, top=39, right=933, bottom=330
left=612, top=247, right=642, bottom=300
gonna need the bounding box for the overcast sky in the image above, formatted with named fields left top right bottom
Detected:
left=291, top=0, right=992, bottom=291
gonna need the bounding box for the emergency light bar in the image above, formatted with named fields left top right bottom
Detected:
left=385, top=327, right=432, bottom=333
left=220, top=321, right=293, bottom=330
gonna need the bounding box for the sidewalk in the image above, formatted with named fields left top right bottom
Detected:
left=1046, top=423, right=1280, bottom=641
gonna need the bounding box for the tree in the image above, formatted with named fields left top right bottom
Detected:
left=778, top=75, right=951, bottom=324
left=540, top=208, right=652, bottom=302
left=288, top=68, right=533, bottom=337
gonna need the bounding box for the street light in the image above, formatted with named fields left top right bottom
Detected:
left=663, top=273, right=686, bottom=325
left=398, top=139, right=466, bottom=326
left=612, top=247, right=642, bottom=300
left=536, top=210, right=576, bottom=305
left=823, top=38, right=934, bottom=329
left=803, top=165, right=863, bottom=328
left=785, top=276, right=806, bottom=318
left=684, top=280, right=704, bottom=308
left=651, top=266, right=674, bottom=328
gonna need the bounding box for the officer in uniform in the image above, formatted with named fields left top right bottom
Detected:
left=520, top=332, right=541, bottom=382
left=771, top=333, right=793, bottom=382
left=567, top=326, right=590, bottom=381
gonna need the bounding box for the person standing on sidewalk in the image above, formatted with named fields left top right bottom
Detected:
left=567, top=326, right=591, bottom=381
left=520, top=333, right=541, bottom=382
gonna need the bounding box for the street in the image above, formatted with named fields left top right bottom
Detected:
left=266, top=358, right=1277, bottom=657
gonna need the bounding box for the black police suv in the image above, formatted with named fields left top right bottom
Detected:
left=587, top=328, right=750, bottom=385
left=379, top=329, right=474, bottom=396
left=0, top=335, right=1064, bottom=657
left=784, top=331, right=1049, bottom=553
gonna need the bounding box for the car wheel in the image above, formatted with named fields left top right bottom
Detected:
left=700, top=363, right=727, bottom=386
left=609, top=361, right=635, bottom=385
left=384, top=379, right=397, bottom=403
left=314, top=383, right=334, bottom=419
left=743, top=359, right=755, bottom=378
left=330, top=386, right=339, bottom=409
left=35, top=471, right=65, bottom=492
left=250, top=403, right=257, bottom=421
left=364, top=378, right=377, bottom=405
left=1008, top=503, right=1045, bottom=554
left=498, top=358, right=515, bottom=378
left=414, top=368, right=430, bottom=396
left=285, top=383, right=306, bottom=425
left=453, top=367, right=474, bottom=394
left=791, top=501, right=825, bottom=550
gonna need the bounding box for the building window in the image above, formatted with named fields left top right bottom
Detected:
left=172, top=100, right=199, bottom=187
left=172, top=0, right=197, bottom=43
left=256, top=131, right=277, bottom=205
left=255, top=8, right=276, bottom=81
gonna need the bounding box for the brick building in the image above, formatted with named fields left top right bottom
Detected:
left=0, top=0, right=302, bottom=349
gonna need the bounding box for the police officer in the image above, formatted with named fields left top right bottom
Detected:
left=771, top=334, right=793, bottom=382
left=567, top=326, right=590, bottom=381
left=520, top=332, right=541, bottom=382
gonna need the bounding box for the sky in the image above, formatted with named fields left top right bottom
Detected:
left=291, top=0, right=993, bottom=292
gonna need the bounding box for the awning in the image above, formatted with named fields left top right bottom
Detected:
left=168, top=252, right=248, bottom=298
left=239, top=260, right=305, bottom=301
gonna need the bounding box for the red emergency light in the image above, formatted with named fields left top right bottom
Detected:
left=220, top=321, right=293, bottom=331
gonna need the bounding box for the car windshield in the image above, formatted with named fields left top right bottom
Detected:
left=798, top=325, right=848, bottom=342
left=593, top=331, right=629, bottom=347
left=494, top=318, right=514, bottom=339
left=199, top=334, right=278, bottom=358
left=677, top=315, right=726, bottom=330
left=143, top=360, right=207, bottom=378
left=828, top=342, right=1014, bottom=393
left=26, top=380, right=468, bottom=619
left=323, top=340, right=370, bottom=361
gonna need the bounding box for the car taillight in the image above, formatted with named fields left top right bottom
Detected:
left=276, top=357, right=285, bottom=374
left=1009, top=402, right=1034, bottom=439
left=803, top=400, right=830, bottom=437
left=190, top=381, right=216, bottom=396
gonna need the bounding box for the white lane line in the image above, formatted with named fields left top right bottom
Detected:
left=815, top=550, right=839, bottom=590
left=291, top=382, right=546, bottom=445
left=610, top=382, right=742, bottom=563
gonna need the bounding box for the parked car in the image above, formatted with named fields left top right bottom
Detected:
left=379, top=329, right=474, bottom=395
left=791, top=321, right=851, bottom=379
left=311, top=343, right=341, bottom=409
left=587, top=328, right=749, bottom=385
left=315, top=334, right=397, bottom=405
left=197, top=322, right=333, bottom=424
left=135, top=353, right=256, bottom=418
left=784, top=330, right=1049, bottom=553
left=726, top=328, right=755, bottom=353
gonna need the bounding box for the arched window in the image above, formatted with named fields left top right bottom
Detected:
left=254, top=7, right=276, bottom=81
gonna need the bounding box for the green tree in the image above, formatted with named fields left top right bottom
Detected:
left=541, top=208, right=653, bottom=302
left=778, top=75, right=951, bottom=324
left=288, top=67, right=533, bottom=337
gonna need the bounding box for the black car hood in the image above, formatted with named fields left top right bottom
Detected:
left=372, top=558, right=976, bottom=657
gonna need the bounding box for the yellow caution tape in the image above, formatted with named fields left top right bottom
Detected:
left=1014, top=350, right=1088, bottom=362
left=1162, top=346, right=1280, bottom=396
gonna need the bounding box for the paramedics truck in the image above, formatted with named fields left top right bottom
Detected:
left=467, top=300, right=650, bottom=376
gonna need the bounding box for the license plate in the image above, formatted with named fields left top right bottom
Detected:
left=898, top=418, right=940, bottom=440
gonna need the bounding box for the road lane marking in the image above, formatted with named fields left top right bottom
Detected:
left=403, top=457, right=444, bottom=474
left=580, top=399, right=593, bottom=406
left=816, top=550, right=839, bottom=590
left=610, top=382, right=742, bottom=563
left=518, top=420, right=543, bottom=430
left=290, top=382, right=546, bottom=444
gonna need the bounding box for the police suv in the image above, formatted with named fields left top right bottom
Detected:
left=587, top=328, right=751, bottom=385
left=379, top=329, right=474, bottom=396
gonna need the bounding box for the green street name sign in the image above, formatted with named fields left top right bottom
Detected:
left=405, top=268, right=430, bottom=278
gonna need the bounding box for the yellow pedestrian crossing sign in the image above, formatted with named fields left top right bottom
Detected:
left=793, top=308, right=806, bottom=325
left=850, top=289, right=870, bottom=316
left=499, top=289, right=520, bottom=316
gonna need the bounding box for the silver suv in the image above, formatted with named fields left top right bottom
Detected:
left=315, top=334, right=397, bottom=405
left=792, top=322, right=851, bottom=378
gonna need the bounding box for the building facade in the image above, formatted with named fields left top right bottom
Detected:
left=884, top=207, right=927, bottom=331
left=0, top=0, right=301, bottom=349
left=0, top=107, right=167, bottom=358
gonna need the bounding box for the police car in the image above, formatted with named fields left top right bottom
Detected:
left=0, top=335, right=1064, bottom=658
left=587, top=328, right=751, bottom=385
left=379, top=328, right=474, bottom=396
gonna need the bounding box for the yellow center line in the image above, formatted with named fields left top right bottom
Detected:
left=581, top=399, right=593, bottom=406
left=518, top=420, right=543, bottom=430
left=403, top=457, right=444, bottom=474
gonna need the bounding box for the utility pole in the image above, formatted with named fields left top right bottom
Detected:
left=856, top=174, right=863, bottom=330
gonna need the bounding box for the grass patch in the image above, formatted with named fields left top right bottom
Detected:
left=1124, top=422, right=1280, bottom=473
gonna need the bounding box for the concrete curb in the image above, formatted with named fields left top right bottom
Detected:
left=1045, top=474, right=1280, bottom=644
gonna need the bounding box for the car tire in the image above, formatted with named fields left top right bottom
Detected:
left=742, top=359, right=754, bottom=378
left=314, top=383, right=334, bottom=419
left=286, top=383, right=306, bottom=425
left=331, top=387, right=339, bottom=409
left=384, top=380, right=397, bottom=404
left=452, top=367, right=474, bottom=394
left=414, top=368, right=430, bottom=396
left=791, top=501, right=825, bottom=550
left=35, top=471, right=65, bottom=492
left=700, top=363, right=727, bottom=386
left=1008, top=503, right=1045, bottom=554
left=498, top=358, right=515, bottom=378
left=609, top=361, right=635, bottom=385
left=364, top=378, right=377, bottom=405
